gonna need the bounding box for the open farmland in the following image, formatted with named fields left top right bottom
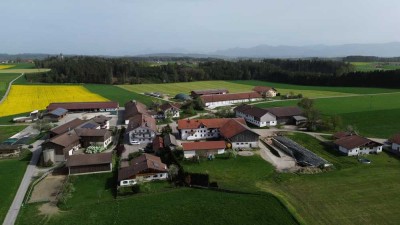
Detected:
left=16, top=172, right=298, bottom=225
left=0, top=65, right=15, bottom=70
left=350, top=62, right=400, bottom=72
left=118, top=80, right=363, bottom=98
left=0, top=68, right=50, bottom=74
left=255, top=92, right=400, bottom=137
left=258, top=133, right=400, bottom=225
left=0, top=85, right=108, bottom=117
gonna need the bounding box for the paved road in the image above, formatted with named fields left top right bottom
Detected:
left=2, top=140, right=43, bottom=225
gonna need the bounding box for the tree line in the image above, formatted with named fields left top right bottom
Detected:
left=34, top=56, right=400, bottom=88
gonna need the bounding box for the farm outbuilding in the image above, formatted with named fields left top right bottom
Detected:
left=66, top=152, right=113, bottom=175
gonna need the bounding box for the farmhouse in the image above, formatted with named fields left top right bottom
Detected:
left=200, top=92, right=262, bottom=108
left=334, top=134, right=383, bottom=156
left=178, top=118, right=245, bottom=140
left=190, top=89, right=228, bottom=98
left=49, top=118, right=86, bottom=137
left=42, top=130, right=81, bottom=162
left=91, top=115, right=111, bottom=129
left=43, top=107, right=68, bottom=121
left=389, top=134, right=400, bottom=152
left=157, top=102, right=181, bottom=119
left=153, top=133, right=178, bottom=154
left=182, top=141, right=226, bottom=158
left=118, top=154, right=168, bottom=187
left=66, top=152, right=113, bottom=175
left=234, top=104, right=277, bottom=127
left=124, top=100, right=148, bottom=124
left=265, top=106, right=303, bottom=125
left=219, top=118, right=260, bottom=149
left=47, top=101, right=119, bottom=113
left=75, top=129, right=112, bottom=148
left=253, top=86, right=278, bottom=97
left=126, top=114, right=157, bottom=144
left=0, top=145, right=21, bottom=157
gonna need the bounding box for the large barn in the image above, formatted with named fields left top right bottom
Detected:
left=66, top=152, right=113, bottom=175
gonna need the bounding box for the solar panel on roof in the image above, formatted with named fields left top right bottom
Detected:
left=50, top=108, right=68, bottom=116
left=81, top=123, right=97, bottom=129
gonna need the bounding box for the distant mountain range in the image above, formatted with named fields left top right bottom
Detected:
left=2, top=42, right=400, bottom=60
left=211, top=42, right=400, bottom=58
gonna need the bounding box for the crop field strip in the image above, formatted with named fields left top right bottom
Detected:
left=350, top=62, right=400, bottom=72
left=0, top=85, right=109, bottom=117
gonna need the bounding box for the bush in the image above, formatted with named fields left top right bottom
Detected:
left=85, top=145, right=104, bottom=154
left=128, top=151, right=143, bottom=160
left=117, top=185, right=140, bottom=196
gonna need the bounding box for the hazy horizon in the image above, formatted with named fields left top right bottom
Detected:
left=1, top=0, right=400, bottom=55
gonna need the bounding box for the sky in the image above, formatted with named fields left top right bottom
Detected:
left=1, top=0, right=399, bottom=55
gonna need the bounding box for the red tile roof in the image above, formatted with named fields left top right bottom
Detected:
left=182, top=141, right=226, bottom=151
left=334, top=135, right=381, bottom=150
left=177, top=118, right=246, bottom=130
left=47, top=101, right=118, bottom=111
left=219, top=118, right=256, bottom=139
left=333, top=131, right=353, bottom=139
left=253, top=86, right=276, bottom=93
left=152, top=136, right=164, bottom=152
left=200, top=92, right=262, bottom=103
left=389, top=134, right=400, bottom=144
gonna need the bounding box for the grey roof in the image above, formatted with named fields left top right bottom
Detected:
left=234, top=104, right=273, bottom=120
left=66, top=152, right=112, bottom=167
left=266, top=106, right=303, bottom=118
left=78, top=121, right=100, bottom=129
left=174, top=93, right=191, bottom=100
left=293, top=116, right=307, bottom=121
left=49, top=108, right=68, bottom=117
left=163, top=133, right=177, bottom=147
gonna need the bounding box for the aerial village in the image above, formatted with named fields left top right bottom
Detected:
left=1, top=85, right=398, bottom=207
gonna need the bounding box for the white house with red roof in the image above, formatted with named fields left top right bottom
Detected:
left=333, top=133, right=383, bottom=156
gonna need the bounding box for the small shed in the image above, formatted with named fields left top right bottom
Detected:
left=0, top=145, right=21, bottom=157
left=293, top=116, right=308, bottom=125
left=66, top=152, right=113, bottom=175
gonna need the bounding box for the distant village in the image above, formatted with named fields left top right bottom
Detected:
left=1, top=85, right=398, bottom=195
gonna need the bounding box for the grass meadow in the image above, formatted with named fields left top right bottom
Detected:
left=260, top=133, right=400, bottom=225
left=255, top=92, right=400, bottom=138
left=0, top=126, right=27, bottom=142
left=350, top=62, right=400, bottom=72
left=16, top=171, right=298, bottom=225
left=0, top=150, right=31, bottom=224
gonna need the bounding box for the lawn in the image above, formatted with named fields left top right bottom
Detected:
left=350, top=62, right=400, bottom=72
left=16, top=172, right=298, bottom=225
left=0, top=85, right=109, bottom=117
left=0, top=73, right=22, bottom=98
left=0, top=150, right=31, bottom=224
left=118, top=80, right=255, bottom=96
left=259, top=133, right=400, bottom=225
left=255, top=93, right=400, bottom=138
left=0, top=126, right=27, bottom=142
left=232, top=80, right=400, bottom=94
left=84, top=84, right=158, bottom=106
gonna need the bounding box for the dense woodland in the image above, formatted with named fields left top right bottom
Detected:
left=34, top=56, right=400, bottom=88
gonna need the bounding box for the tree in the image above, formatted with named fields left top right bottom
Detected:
left=33, top=118, right=52, bottom=132
left=161, top=124, right=173, bottom=135
left=304, top=108, right=321, bottom=131
left=192, top=97, right=204, bottom=110
left=168, top=164, right=179, bottom=181
left=298, top=98, right=314, bottom=111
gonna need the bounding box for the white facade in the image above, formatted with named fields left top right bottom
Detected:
left=129, top=127, right=156, bottom=144
left=338, top=145, right=383, bottom=156
left=67, top=144, right=82, bottom=156
left=119, top=172, right=168, bottom=186
left=180, top=126, right=220, bottom=140
left=266, top=90, right=277, bottom=97
left=392, top=143, right=400, bottom=152
left=235, top=111, right=277, bottom=127
left=183, top=148, right=225, bottom=159
left=231, top=141, right=259, bottom=149
left=204, top=98, right=262, bottom=108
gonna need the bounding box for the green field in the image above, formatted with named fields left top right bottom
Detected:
left=255, top=92, right=400, bottom=138
left=0, top=150, right=31, bottom=224
left=84, top=84, right=159, bottom=106
left=0, top=126, right=27, bottom=142
left=16, top=171, right=298, bottom=225
left=350, top=62, right=400, bottom=72
left=0, top=73, right=22, bottom=98
left=261, top=133, right=400, bottom=225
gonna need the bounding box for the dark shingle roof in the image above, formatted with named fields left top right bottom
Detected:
left=200, top=92, right=262, bottom=103
left=49, top=108, right=68, bottom=117
left=66, top=152, right=112, bottom=167
left=334, top=135, right=381, bottom=150
left=124, top=101, right=148, bottom=120
left=118, top=154, right=167, bottom=181
left=234, top=104, right=273, bottom=120
left=50, top=118, right=85, bottom=135
left=47, top=102, right=118, bottom=111
left=265, top=106, right=303, bottom=118
left=182, top=141, right=226, bottom=151
left=390, top=133, right=400, bottom=145
left=126, top=114, right=157, bottom=132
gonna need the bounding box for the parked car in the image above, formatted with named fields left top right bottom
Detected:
left=130, top=140, right=140, bottom=145
left=358, top=158, right=371, bottom=164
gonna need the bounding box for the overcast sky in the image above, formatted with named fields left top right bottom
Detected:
left=1, top=0, right=399, bottom=55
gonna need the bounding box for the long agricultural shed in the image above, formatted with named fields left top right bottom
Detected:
left=272, top=136, right=331, bottom=168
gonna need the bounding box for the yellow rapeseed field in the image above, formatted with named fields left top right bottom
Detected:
left=0, top=65, right=15, bottom=70
left=0, top=85, right=109, bottom=117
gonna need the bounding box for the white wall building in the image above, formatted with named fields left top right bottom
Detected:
left=334, top=135, right=383, bottom=156
left=234, top=104, right=277, bottom=127
left=200, top=92, right=263, bottom=108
